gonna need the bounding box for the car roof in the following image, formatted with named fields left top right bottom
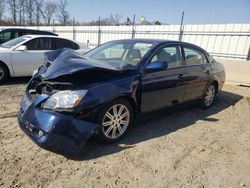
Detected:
left=24, top=34, right=60, bottom=38
left=21, top=35, right=79, bottom=44
left=0, top=28, right=57, bottom=35
left=112, top=38, right=208, bottom=53
left=112, top=38, right=176, bottom=44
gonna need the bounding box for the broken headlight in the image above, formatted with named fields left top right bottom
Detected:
left=41, top=90, right=87, bottom=109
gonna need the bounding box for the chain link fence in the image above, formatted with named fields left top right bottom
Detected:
left=1, top=24, right=250, bottom=60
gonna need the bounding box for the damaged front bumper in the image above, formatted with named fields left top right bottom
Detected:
left=17, top=91, right=99, bottom=154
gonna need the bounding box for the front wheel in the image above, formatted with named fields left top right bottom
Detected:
left=0, top=64, right=9, bottom=83
left=96, top=98, right=134, bottom=143
left=200, top=83, right=217, bottom=109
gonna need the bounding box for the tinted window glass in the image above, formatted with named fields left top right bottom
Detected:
left=150, top=45, right=183, bottom=69
left=0, top=31, right=11, bottom=41
left=18, top=31, right=34, bottom=37
left=53, top=38, right=79, bottom=50
left=183, top=47, right=208, bottom=65
left=25, top=38, right=52, bottom=50
left=13, top=31, right=19, bottom=38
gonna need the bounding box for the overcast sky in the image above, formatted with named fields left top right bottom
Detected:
left=67, top=0, right=250, bottom=24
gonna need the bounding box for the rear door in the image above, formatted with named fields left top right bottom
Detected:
left=52, top=38, right=79, bottom=50
left=11, top=37, right=52, bottom=76
left=182, top=45, right=211, bottom=101
left=141, top=44, right=186, bottom=112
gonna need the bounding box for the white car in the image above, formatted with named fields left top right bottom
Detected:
left=0, top=35, right=90, bottom=82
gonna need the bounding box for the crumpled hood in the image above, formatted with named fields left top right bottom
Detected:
left=39, top=48, right=128, bottom=80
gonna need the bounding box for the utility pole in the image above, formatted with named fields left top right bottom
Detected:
left=98, top=16, right=101, bottom=45
left=247, top=45, right=250, bottom=61
left=179, top=11, right=184, bottom=41
left=73, top=17, right=76, bottom=40
left=132, top=14, right=136, bottom=38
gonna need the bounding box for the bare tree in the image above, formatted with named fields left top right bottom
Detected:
left=17, top=0, right=25, bottom=25
left=0, top=0, right=5, bottom=22
left=35, top=0, right=44, bottom=26
left=110, top=14, right=122, bottom=26
left=25, top=0, right=35, bottom=25
left=8, top=0, right=18, bottom=25
left=41, top=1, right=57, bottom=25
left=56, top=0, right=69, bottom=25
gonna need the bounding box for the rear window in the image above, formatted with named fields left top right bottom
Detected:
left=52, top=38, right=79, bottom=50
left=183, top=47, right=208, bottom=65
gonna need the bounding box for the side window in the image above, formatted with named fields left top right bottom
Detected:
left=41, top=38, right=52, bottom=50
left=24, top=38, right=51, bottom=50
left=19, top=31, right=33, bottom=37
left=18, top=31, right=25, bottom=37
left=183, top=47, right=208, bottom=65
left=54, top=38, right=78, bottom=50
left=25, top=39, right=40, bottom=50
left=150, top=45, right=182, bottom=69
left=0, top=31, right=11, bottom=41
left=13, top=31, right=19, bottom=38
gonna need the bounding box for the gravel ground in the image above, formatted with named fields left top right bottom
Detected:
left=0, top=78, right=250, bottom=188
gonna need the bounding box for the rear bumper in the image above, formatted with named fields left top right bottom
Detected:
left=17, top=93, right=99, bottom=154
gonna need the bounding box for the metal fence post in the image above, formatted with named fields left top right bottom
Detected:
left=179, top=11, right=184, bottom=41
left=52, top=19, right=55, bottom=34
left=98, top=16, right=101, bottom=45
left=73, top=17, right=76, bottom=41
left=131, top=14, right=136, bottom=38
left=247, top=45, right=250, bottom=61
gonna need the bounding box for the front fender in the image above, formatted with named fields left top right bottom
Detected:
left=77, top=74, right=141, bottom=116
left=0, top=53, right=15, bottom=76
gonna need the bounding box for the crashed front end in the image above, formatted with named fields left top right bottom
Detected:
left=17, top=50, right=103, bottom=154
left=17, top=75, right=99, bottom=154
left=17, top=48, right=136, bottom=154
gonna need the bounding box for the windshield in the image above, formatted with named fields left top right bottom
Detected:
left=0, top=36, right=30, bottom=48
left=84, top=41, right=154, bottom=68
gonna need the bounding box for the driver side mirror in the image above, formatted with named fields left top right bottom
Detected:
left=145, top=60, right=168, bottom=72
left=15, top=45, right=27, bottom=51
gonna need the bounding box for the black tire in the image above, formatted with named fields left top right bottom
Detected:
left=200, top=82, right=217, bottom=109
left=0, top=63, right=9, bottom=83
left=95, top=98, right=134, bottom=143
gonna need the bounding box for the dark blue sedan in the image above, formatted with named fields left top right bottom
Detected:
left=18, top=39, right=225, bottom=153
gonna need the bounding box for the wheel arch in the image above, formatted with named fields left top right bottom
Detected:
left=0, top=60, right=10, bottom=78
left=105, top=95, right=139, bottom=115
left=116, top=95, right=139, bottom=114
left=201, top=79, right=219, bottom=98
left=211, top=80, right=219, bottom=93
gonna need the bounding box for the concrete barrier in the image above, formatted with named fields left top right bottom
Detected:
left=216, top=58, right=250, bottom=86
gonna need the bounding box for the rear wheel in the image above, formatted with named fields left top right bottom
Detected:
left=0, top=63, right=9, bottom=83
left=96, top=98, right=134, bottom=143
left=200, top=83, right=216, bottom=109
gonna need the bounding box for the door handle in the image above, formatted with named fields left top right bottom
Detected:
left=178, top=74, right=184, bottom=79
left=206, top=70, right=210, bottom=75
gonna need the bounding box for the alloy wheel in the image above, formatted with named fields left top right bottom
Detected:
left=102, top=104, right=130, bottom=139
left=0, top=66, right=4, bottom=81
left=204, top=84, right=215, bottom=107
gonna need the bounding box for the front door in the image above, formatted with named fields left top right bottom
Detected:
left=141, top=44, right=186, bottom=113
left=11, top=37, right=52, bottom=76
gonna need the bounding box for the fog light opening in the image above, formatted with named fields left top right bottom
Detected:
left=38, top=130, right=44, bottom=137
